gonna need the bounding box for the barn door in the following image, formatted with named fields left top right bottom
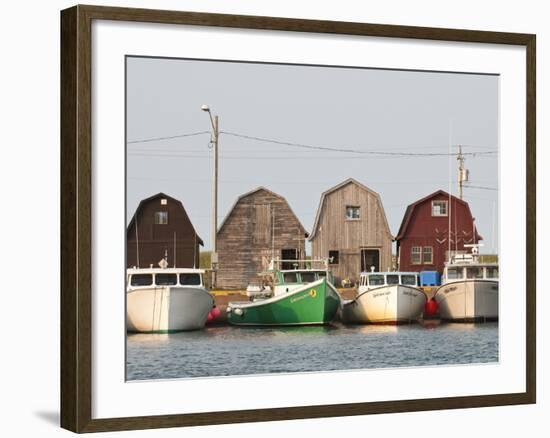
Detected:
left=361, top=249, right=380, bottom=272
left=281, top=248, right=298, bottom=270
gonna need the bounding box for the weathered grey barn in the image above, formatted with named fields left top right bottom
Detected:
left=216, top=187, right=308, bottom=289
left=309, top=178, right=393, bottom=285
left=127, top=192, right=203, bottom=269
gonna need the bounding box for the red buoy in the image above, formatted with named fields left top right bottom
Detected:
left=424, top=298, right=438, bottom=316
left=210, top=307, right=221, bottom=319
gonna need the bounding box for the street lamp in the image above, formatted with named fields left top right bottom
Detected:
left=201, top=105, right=219, bottom=287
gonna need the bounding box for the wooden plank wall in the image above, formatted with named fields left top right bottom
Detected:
left=217, top=189, right=306, bottom=289
left=311, top=182, right=392, bottom=285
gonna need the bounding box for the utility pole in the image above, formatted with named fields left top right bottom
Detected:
left=201, top=105, right=219, bottom=288
left=457, top=145, right=468, bottom=200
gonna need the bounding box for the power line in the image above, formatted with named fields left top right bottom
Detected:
left=127, top=130, right=210, bottom=144
left=463, top=184, right=498, bottom=191
left=125, top=128, right=497, bottom=157
left=220, top=130, right=497, bottom=157
left=128, top=152, right=496, bottom=160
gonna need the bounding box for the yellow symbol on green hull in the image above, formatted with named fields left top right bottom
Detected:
left=310, top=289, right=317, bottom=298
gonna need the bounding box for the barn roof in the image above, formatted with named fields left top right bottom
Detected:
left=395, top=189, right=482, bottom=241
left=127, top=192, right=204, bottom=246
left=218, top=186, right=309, bottom=237
left=308, top=178, right=392, bottom=241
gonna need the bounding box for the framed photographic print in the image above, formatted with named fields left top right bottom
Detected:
left=60, top=4, right=536, bottom=433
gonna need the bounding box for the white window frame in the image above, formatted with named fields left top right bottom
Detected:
left=411, top=246, right=422, bottom=265
left=154, top=211, right=168, bottom=224
left=422, top=246, right=433, bottom=264
left=431, top=200, right=448, bottom=217
left=345, top=205, right=361, bottom=220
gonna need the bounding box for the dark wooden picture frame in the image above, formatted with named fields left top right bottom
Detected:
left=61, top=4, right=536, bottom=433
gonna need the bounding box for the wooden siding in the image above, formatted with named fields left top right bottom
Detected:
left=127, top=193, right=201, bottom=269
left=310, top=180, right=392, bottom=285
left=217, top=188, right=307, bottom=289
left=396, top=191, right=482, bottom=273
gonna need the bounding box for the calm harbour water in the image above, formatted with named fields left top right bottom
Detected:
left=126, top=322, right=498, bottom=380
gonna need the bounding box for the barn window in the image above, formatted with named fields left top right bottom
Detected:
left=160, top=198, right=168, bottom=205
left=422, top=247, right=433, bottom=264
left=432, top=200, right=448, bottom=216
left=329, top=250, right=339, bottom=265
left=411, top=246, right=422, bottom=264
left=154, top=211, right=168, bottom=224
left=346, top=206, right=360, bottom=219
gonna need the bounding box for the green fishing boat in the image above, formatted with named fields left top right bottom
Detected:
left=227, top=259, right=341, bottom=326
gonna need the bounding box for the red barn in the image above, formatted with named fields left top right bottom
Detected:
left=396, top=190, right=482, bottom=273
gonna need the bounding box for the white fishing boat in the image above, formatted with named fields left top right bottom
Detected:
left=126, top=267, right=214, bottom=333
left=342, top=271, right=427, bottom=324
left=434, top=244, right=498, bottom=322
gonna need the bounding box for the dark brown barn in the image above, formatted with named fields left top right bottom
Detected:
left=216, top=187, right=308, bottom=289
left=127, top=193, right=203, bottom=269
left=396, top=190, right=482, bottom=273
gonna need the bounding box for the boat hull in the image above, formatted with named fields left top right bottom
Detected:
left=342, top=285, right=427, bottom=324
left=227, top=279, right=340, bottom=326
left=127, top=286, right=214, bottom=333
left=434, top=280, right=498, bottom=322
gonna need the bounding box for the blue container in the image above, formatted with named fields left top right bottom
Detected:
left=420, top=271, right=441, bottom=286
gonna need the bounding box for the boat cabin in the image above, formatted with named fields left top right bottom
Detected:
left=247, top=268, right=333, bottom=300
left=443, top=264, right=499, bottom=282
left=359, top=272, right=420, bottom=290
left=127, top=268, right=205, bottom=290
left=276, top=269, right=332, bottom=284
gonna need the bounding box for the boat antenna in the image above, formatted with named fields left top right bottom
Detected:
left=135, top=216, right=140, bottom=268
left=193, top=232, right=197, bottom=269
left=448, top=126, right=452, bottom=263
left=271, top=204, right=275, bottom=260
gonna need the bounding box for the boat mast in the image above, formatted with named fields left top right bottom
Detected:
left=135, top=216, right=140, bottom=268
left=448, top=128, right=452, bottom=263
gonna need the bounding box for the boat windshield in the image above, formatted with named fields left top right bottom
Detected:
left=180, top=273, right=201, bottom=286
left=300, top=272, right=317, bottom=283
left=485, top=266, right=499, bottom=279
left=283, top=272, right=299, bottom=283
left=446, top=268, right=463, bottom=280
left=386, top=274, right=399, bottom=285
left=317, top=271, right=327, bottom=279
left=156, top=273, right=178, bottom=286
left=466, top=267, right=483, bottom=279
left=368, top=274, right=385, bottom=286
left=130, top=274, right=153, bottom=286
left=401, top=274, right=417, bottom=286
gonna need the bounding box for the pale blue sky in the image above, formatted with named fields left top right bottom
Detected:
left=126, top=57, right=499, bottom=253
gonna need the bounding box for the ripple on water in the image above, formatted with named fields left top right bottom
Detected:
left=126, top=322, right=499, bottom=380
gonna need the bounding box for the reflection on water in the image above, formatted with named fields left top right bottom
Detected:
left=127, top=322, right=498, bottom=380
